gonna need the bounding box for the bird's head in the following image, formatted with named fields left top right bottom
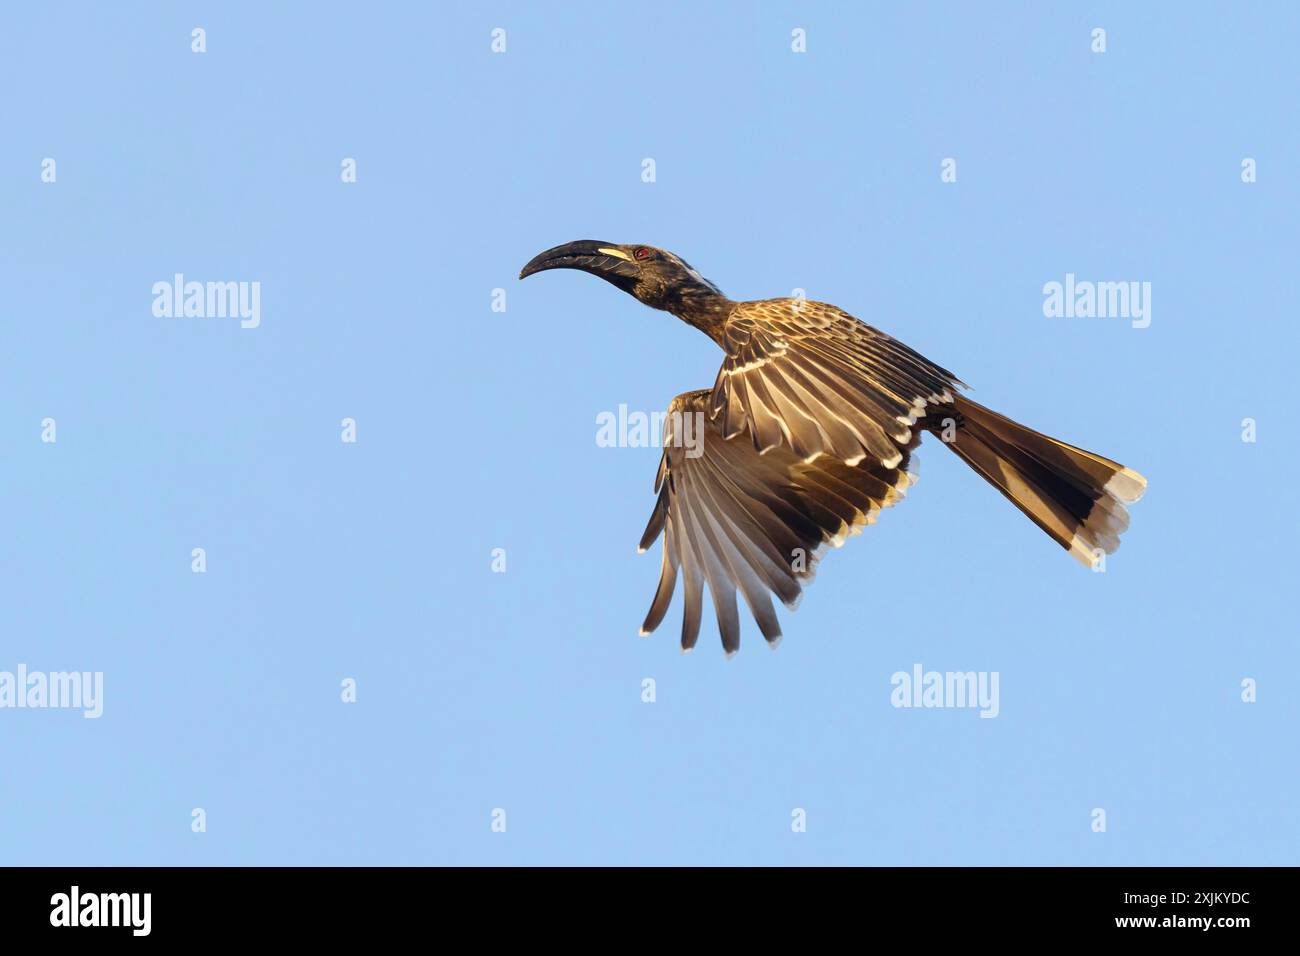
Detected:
left=519, top=240, right=725, bottom=313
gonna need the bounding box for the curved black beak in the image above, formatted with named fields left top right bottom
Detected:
left=519, top=240, right=641, bottom=289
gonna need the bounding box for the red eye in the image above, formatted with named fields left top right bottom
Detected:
left=634, top=247, right=653, bottom=261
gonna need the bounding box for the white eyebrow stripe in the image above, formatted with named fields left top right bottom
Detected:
left=681, top=262, right=721, bottom=293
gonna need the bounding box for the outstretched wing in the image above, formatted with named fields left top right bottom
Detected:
left=639, top=390, right=918, bottom=656
left=710, top=299, right=963, bottom=468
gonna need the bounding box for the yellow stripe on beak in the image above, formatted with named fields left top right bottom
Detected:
left=597, top=247, right=633, bottom=261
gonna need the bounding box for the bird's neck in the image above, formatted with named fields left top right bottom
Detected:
left=663, top=285, right=733, bottom=345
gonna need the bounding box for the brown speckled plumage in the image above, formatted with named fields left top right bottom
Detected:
left=521, top=241, right=1146, bottom=656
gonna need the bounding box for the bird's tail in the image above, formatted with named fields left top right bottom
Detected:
left=933, top=395, right=1147, bottom=567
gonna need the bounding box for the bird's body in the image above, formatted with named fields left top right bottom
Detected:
left=521, top=241, right=1146, bottom=656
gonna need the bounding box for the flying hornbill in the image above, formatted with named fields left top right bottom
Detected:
left=520, top=240, right=1147, bottom=656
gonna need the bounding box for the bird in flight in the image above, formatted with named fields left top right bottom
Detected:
left=520, top=241, right=1146, bottom=656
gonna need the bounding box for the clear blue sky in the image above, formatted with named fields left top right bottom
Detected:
left=2, top=3, right=1296, bottom=865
